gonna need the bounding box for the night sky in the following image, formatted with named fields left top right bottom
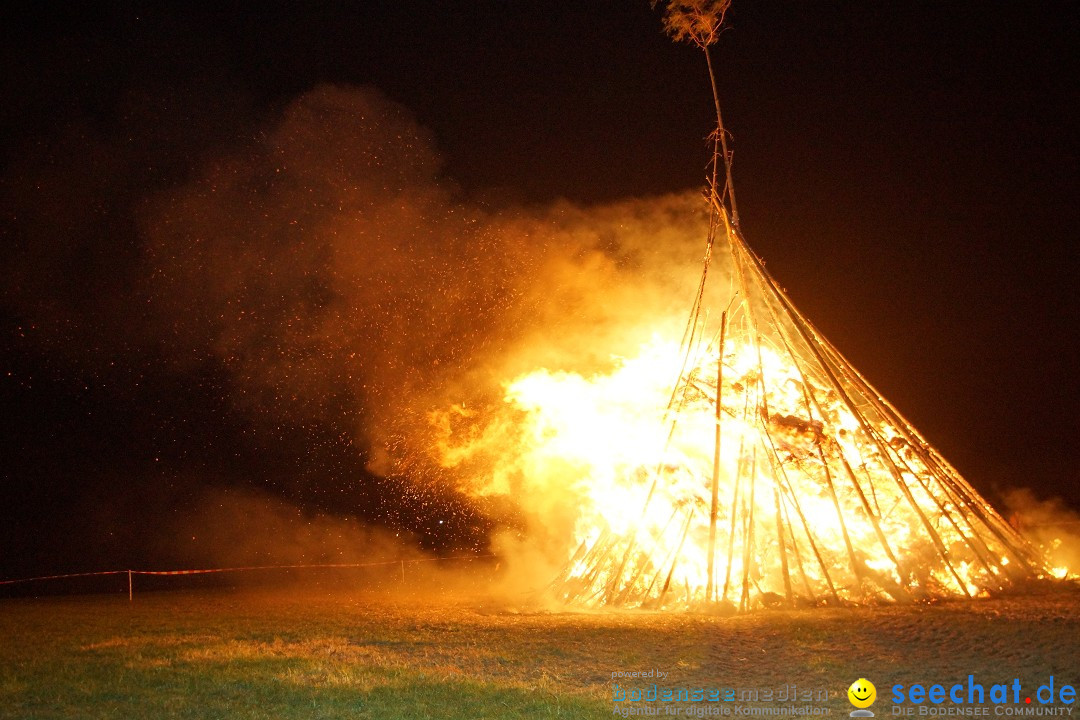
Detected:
left=2, top=1, right=1077, bottom=579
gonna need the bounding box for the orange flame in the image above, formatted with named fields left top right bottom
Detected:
left=432, top=220, right=1064, bottom=610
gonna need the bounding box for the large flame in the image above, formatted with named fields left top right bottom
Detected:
left=432, top=216, right=1064, bottom=610
left=508, top=331, right=1056, bottom=608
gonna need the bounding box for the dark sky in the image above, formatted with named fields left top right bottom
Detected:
left=1, top=1, right=1077, bottom=577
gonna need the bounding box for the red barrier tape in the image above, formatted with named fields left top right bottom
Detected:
left=0, top=555, right=496, bottom=586
left=0, top=570, right=127, bottom=586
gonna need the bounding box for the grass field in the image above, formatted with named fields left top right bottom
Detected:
left=1, top=582, right=1077, bottom=719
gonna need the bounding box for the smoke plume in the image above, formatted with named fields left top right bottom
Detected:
left=1003, top=488, right=1080, bottom=581
left=3, top=84, right=711, bottom=577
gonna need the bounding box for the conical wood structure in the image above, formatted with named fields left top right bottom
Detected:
left=551, top=2, right=1047, bottom=610
left=552, top=203, right=1045, bottom=609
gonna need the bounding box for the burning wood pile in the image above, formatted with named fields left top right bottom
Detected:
left=545, top=207, right=1047, bottom=609
left=535, top=0, right=1052, bottom=609
left=430, top=1, right=1063, bottom=612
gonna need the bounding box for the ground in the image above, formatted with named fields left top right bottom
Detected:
left=1, top=584, right=1077, bottom=719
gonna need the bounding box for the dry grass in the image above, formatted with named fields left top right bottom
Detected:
left=1, top=585, right=1077, bottom=719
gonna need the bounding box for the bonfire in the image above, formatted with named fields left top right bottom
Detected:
left=531, top=0, right=1059, bottom=610
left=432, top=1, right=1065, bottom=611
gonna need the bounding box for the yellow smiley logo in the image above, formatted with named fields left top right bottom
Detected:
left=848, top=678, right=876, bottom=709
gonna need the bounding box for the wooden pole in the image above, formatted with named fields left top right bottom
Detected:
left=704, top=45, right=739, bottom=227
left=721, top=435, right=745, bottom=603
left=739, top=446, right=757, bottom=612
left=658, top=510, right=695, bottom=607
left=779, top=490, right=816, bottom=603
left=400, top=560, right=405, bottom=584
left=706, top=310, right=727, bottom=603
left=772, top=482, right=793, bottom=606
left=128, top=570, right=133, bottom=602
